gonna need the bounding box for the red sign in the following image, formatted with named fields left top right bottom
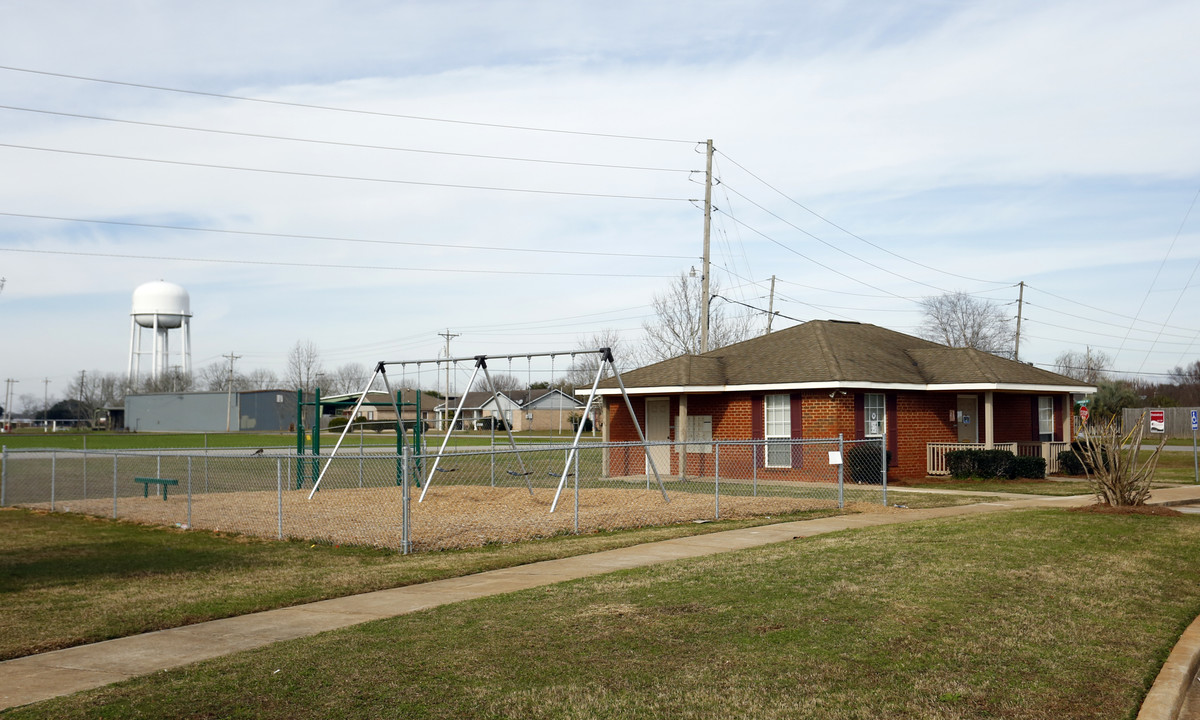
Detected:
left=1079, top=406, right=1089, bottom=423
left=1150, top=409, right=1165, bottom=433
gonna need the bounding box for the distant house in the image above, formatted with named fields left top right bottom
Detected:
left=593, top=320, right=1094, bottom=479
left=320, top=389, right=437, bottom=429
left=509, top=388, right=585, bottom=432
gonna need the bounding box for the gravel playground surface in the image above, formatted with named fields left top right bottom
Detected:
left=29, top=483, right=866, bottom=551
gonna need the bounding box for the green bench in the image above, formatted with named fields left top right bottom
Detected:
left=135, top=477, right=179, bottom=500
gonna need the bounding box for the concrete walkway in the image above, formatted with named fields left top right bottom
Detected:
left=5, top=486, right=1200, bottom=712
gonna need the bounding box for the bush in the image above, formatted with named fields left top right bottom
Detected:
left=328, top=417, right=349, bottom=431
left=1012, top=455, right=1046, bottom=479
left=846, top=444, right=890, bottom=484
left=1056, top=449, right=1085, bottom=475
left=945, top=449, right=1017, bottom=479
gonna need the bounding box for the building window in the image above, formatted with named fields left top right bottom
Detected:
left=1038, top=396, right=1054, bottom=441
left=765, top=394, right=791, bottom=467
left=864, top=393, right=885, bottom=437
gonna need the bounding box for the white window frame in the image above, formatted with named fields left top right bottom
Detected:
left=764, top=394, right=791, bottom=468
left=1038, top=396, right=1054, bottom=442
left=864, top=393, right=885, bottom=438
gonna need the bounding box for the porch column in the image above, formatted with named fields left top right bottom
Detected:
left=984, top=391, right=995, bottom=449
left=678, top=394, right=689, bottom=480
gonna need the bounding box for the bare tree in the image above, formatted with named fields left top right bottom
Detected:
left=330, top=363, right=370, bottom=394
left=1053, top=347, right=1112, bottom=383
left=470, top=372, right=523, bottom=394
left=196, top=362, right=231, bottom=391
left=642, top=273, right=755, bottom=362
left=917, top=291, right=1015, bottom=356
left=563, top=329, right=639, bottom=389
left=285, top=340, right=325, bottom=393
left=245, top=368, right=280, bottom=390
left=1077, top=413, right=1166, bottom=506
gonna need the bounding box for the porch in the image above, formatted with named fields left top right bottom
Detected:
left=926, top=441, right=1071, bottom=476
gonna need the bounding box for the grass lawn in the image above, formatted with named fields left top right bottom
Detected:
left=0, top=505, right=852, bottom=661
left=895, top=478, right=1095, bottom=496
left=10, top=508, right=1200, bottom=719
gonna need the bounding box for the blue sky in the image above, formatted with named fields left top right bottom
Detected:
left=1, top=0, right=1198, bottom=408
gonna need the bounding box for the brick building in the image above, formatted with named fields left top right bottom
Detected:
left=594, top=320, right=1094, bottom=480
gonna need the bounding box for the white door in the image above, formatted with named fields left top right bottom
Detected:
left=957, top=396, right=978, bottom=443
left=645, top=397, right=671, bottom=475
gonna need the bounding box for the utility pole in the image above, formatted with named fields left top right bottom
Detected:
left=438, top=329, right=459, bottom=430
left=1013, top=281, right=1025, bottom=361
left=765, top=275, right=777, bottom=335
left=700, top=139, right=713, bottom=354
left=3, top=378, right=17, bottom=431
left=223, top=352, right=241, bottom=432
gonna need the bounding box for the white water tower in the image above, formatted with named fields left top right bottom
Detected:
left=127, top=280, right=192, bottom=383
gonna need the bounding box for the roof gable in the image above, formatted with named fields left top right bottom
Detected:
left=603, top=320, right=1089, bottom=391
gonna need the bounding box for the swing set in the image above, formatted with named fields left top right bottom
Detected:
left=306, top=347, right=667, bottom=513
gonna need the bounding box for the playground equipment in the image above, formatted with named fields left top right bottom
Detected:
left=295, top=388, right=423, bottom=490
left=306, top=348, right=666, bottom=512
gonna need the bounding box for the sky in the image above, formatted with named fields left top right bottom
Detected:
left=1, top=0, right=1198, bottom=410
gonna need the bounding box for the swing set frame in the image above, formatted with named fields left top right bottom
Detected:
left=307, top=347, right=667, bottom=513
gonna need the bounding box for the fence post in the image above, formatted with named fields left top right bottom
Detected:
left=880, top=433, right=888, bottom=507
left=51, top=451, right=56, bottom=511
left=837, top=435, right=844, bottom=509
left=1, top=445, right=7, bottom=507
left=112, top=454, right=118, bottom=519
left=401, top=446, right=411, bottom=555
left=752, top=441, right=758, bottom=497
left=187, top=456, right=193, bottom=529
left=715, top=450, right=720, bottom=520
left=277, top=458, right=283, bottom=540
left=82, top=445, right=88, bottom=501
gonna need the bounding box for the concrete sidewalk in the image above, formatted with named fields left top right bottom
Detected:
left=4, top=486, right=1200, bottom=712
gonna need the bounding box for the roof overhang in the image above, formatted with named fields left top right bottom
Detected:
left=589, top=381, right=1098, bottom=396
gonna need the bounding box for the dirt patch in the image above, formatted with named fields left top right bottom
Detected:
left=31, top=484, right=862, bottom=552
left=1067, top=503, right=1183, bottom=517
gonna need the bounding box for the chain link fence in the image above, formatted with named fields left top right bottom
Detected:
left=1, top=437, right=888, bottom=553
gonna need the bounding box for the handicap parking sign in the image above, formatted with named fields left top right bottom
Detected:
left=1193, top=410, right=1199, bottom=431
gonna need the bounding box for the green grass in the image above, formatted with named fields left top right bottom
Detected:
left=11, top=509, right=1200, bottom=719
left=0, top=505, right=850, bottom=662
left=897, top=479, right=1095, bottom=496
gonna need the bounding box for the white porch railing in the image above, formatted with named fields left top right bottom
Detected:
left=926, top=441, right=1069, bottom=476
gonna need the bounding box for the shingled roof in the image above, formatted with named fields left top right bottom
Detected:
left=600, top=320, right=1091, bottom=393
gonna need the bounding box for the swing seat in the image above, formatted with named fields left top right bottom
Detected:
left=548, top=471, right=574, bottom=478
left=435, top=467, right=457, bottom=473
left=506, top=470, right=533, bottom=477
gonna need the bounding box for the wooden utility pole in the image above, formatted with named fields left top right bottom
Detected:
left=765, top=275, right=777, bottom=335
left=438, top=329, right=459, bottom=430
left=1014, top=281, right=1025, bottom=361
left=700, top=139, right=713, bottom=354
left=223, top=352, right=241, bottom=432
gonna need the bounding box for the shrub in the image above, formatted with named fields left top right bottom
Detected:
left=945, top=449, right=1017, bottom=479
left=1056, top=449, right=1085, bottom=476
left=1012, top=455, right=1046, bottom=479
left=328, top=417, right=349, bottom=431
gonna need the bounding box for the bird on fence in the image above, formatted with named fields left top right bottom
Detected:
left=252, top=448, right=264, bottom=456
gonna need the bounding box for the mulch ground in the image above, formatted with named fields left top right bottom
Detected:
left=29, top=484, right=870, bottom=552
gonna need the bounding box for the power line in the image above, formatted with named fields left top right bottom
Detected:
left=714, top=149, right=1009, bottom=286
left=0, top=212, right=697, bottom=261
left=0, top=104, right=694, bottom=174
left=0, top=246, right=679, bottom=279
left=0, top=65, right=696, bottom=144
left=0, top=143, right=693, bottom=202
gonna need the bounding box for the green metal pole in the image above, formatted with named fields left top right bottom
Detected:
left=412, top=391, right=423, bottom=487
left=312, top=387, right=321, bottom=491
left=296, top=389, right=305, bottom=489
